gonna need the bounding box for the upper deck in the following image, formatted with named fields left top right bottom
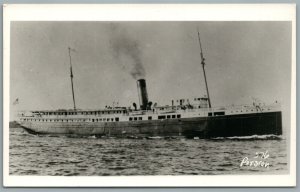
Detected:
left=17, top=102, right=281, bottom=123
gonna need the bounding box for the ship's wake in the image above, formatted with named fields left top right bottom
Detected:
left=211, top=134, right=283, bottom=141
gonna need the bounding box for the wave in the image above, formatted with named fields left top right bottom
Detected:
left=211, top=134, right=283, bottom=141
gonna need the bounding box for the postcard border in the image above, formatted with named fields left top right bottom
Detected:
left=2, top=3, right=296, bottom=187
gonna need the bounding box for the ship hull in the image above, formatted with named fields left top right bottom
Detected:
left=20, top=111, right=282, bottom=138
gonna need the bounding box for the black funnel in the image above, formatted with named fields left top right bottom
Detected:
left=137, top=79, right=149, bottom=110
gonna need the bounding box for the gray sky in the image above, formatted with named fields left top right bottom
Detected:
left=10, top=21, right=291, bottom=130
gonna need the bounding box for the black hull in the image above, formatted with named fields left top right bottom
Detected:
left=21, top=111, right=282, bottom=139
left=182, top=112, right=282, bottom=138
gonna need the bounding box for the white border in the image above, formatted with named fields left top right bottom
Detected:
left=3, top=4, right=296, bottom=187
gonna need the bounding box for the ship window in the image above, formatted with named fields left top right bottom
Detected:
left=158, top=115, right=166, bottom=119
left=129, top=117, right=132, bottom=121
left=107, top=119, right=110, bottom=122
left=92, top=119, right=95, bottom=122
left=134, top=117, right=138, bottom=121
left=115, top=117, right=119, bottom=122
left=172, top=115, right=176, bottom=118
left=177, top=114, right=181, bottom=118
left=148, top=116, right=152, bottom=120
left=167, top=115, right=171, bottom=119
left=208, top=112, right=212, bottom=117
left=111, top=118, right=114, bottom=121
left=139, top=117, right=142, bottom=120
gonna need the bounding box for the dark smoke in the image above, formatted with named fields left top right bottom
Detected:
left=109, top=24, right=146, bottom=80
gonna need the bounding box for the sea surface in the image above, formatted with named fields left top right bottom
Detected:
left=9, top=128, right=288, bottom=176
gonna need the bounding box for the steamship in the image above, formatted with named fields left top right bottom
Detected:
left=17, top=34, right=282, bottom=138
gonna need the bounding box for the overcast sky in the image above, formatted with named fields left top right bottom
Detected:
left=10, top=21, right=292, bottom=129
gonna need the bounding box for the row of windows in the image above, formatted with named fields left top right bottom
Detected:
left=158, top=114, right=181, bottom=119
left=22, top=114, right=184, bottom=123
left=129, top=117, right=143, bottom=121
left=159, top=105, right=204, bottom=111
left=129, top=114, right=181, bottom=121
left=230, top=108, right=271, bottom=113
left=34, top=110, right=125, bottom=116
left=21, top=117, right=120, bottom=122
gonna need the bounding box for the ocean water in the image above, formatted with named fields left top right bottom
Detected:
left=9, top=128, right=288, bottom=176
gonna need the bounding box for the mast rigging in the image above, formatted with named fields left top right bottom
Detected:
left=68, top=47, right=77, bottom=110
left=197, top=31, right=212, bottom=108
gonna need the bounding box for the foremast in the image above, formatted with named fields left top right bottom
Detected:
left=68, top=47, right=77, bottom=110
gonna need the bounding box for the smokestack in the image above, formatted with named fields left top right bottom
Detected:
left=137, top=79, right=149, bottom=110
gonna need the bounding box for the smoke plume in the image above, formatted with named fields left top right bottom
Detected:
left=109, top=24, right=146, bottom=80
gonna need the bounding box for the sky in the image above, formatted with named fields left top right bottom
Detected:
left=10, top=21, right=292, bottom=130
